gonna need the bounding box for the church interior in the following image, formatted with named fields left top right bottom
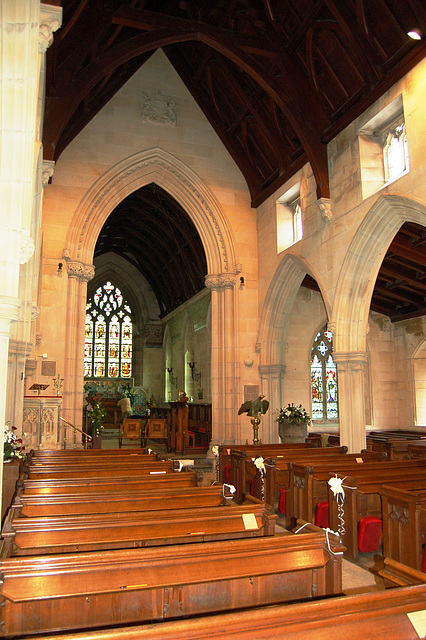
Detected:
left=1, top=0, right=426, bottom=637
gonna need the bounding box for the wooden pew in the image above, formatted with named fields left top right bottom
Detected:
left=378, top=557, right=426, bottom=587
left=8, top=483, right=233, bottom=517
left=24, top=459, right=180, bottom=479
left=326, top=467, right=426, bottom=561
left=287, top=458, right=426, bottom=530
left=217, top=442, right=313, bottom=483
left=26, top=451, right=157, bottom=465
left=17, top=470, right=201, bottom=497
left=19, top=583, right=426, bottom=640
left=0, top=530, right=344, bottom=638
left=28, top=448, right=152, bottom=459
left=380, top=483, right=426, bottom=571
left=1, top=502, right=278, bottom=556
left=229, top=445, right=350, bottom=504
left=236, top=450, right=384, bottom=507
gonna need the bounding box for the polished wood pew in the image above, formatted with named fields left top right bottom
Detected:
left=28, top=448, right=153, bottom=460
left=22, top=583, right=426, bottom=640
left=326, top=466, right=426, bottom=562
left=380, top=483, right=426, bottom=571
left=378, top=557, right=426, bottom=587
left=23, top=459, right=180, bottom=479
left=255, top=451, right=385, bottom=508
left=26, top=451, right=158, bottom=466
left=217, top=442, right=313, bottom=483
left=1, top=501, right=277, bottom=556
left=237, top=450, right=383, bottom=507
left=18, top=470, right=201, bottom=497
left=229, top=445, right=351, bottom=504
left=9, top=483, right=233, bottom=517
left=287, top=458, right=426, bottom=533
left=0, top=530, right=344, bottom=638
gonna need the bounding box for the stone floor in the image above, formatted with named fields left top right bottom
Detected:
left=102, top=435, right=386, bottom=595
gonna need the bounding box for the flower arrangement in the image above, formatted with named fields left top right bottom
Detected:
left=4, top=425, right=25, bottom=461
left=275, top=403, right=311, bottom=425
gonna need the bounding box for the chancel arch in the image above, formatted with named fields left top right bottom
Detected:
left=62, top=148, right=238, bottom=438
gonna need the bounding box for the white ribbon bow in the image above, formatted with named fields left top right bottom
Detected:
left=253, top=456, right=266, bottom=475
left=224, top=483, right=236, bottom=494
left=328, top=475, right=345, bottom=503
left=211, top=445, right=219, bottom=457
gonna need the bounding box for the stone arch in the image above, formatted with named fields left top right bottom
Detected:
left=257, top=253, right=331, bottom=442
left=413, top=337, right=426, bottom=425
left=332, top=194, right=426, bottom=353
left=65, top=147, right=237, bottom=275
left=258, top=253, right=331, bottom=366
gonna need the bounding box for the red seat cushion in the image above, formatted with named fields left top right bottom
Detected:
left=315, top=500, right=329, bottom=528
left=422, top=546, right=426, bottom=573
left=278, top=488, right=286, bottom=514
left=224, top=465, right=231, bottom=483
left=358, top=516, right=382, bottom=552
left=249, top=478, right=254, bottom=496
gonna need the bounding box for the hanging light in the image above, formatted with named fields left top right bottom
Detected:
left=407, top=27, right=423, bottom=40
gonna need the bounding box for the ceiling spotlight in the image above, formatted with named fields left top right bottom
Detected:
left=407, top=27, right=423, bottom=40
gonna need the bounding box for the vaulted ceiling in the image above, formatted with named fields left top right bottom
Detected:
left=44, top=1, right=426, bottom=320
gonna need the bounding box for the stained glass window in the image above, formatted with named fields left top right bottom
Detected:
left=84, top=281, right=132, bottom=379
left=311, top=327, right=339, bottom=421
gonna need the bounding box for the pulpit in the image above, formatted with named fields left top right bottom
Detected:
left=169, top=401, right=190, bottom=455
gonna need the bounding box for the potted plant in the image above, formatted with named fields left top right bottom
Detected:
left=275, top=403, right=311, bottom=443
left=88, top=400, right=107, bottom=448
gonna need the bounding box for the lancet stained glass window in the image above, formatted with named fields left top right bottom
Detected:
left=311, top=327, right=338, bottom=421
left=84, top=281, right=132, bottom=378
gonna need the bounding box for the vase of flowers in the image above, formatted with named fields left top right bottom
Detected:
left=275, top=404, right=311, bottom=443
left=4, top=425, right=25, bottom=461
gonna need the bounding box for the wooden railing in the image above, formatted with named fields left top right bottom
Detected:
left=60, top=417, right=92, bottom=449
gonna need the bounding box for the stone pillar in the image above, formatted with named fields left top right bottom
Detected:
left=62, top=260, right=95, bottom=434
left=205, top=273, right=238, bottom=445
left=259, top=364, right=286, bottom=443
left=333, top=351, right=368, bottom=452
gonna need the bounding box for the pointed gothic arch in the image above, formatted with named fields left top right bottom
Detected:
left=65, top=147, right=237, bottom=275
left=332, top=194, right=426, bottom=353
left=257, top=253, right=331, bottom=442
left=61, top=148, right=238, bottom=435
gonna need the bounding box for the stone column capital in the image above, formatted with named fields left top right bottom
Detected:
left=332, top=351, right=368, bottom=370
left=39, top=5, right=62, bottom=53
left=66, top=261, right=95, bottom=282
left=259, top=364, right=287, bottom=378
left=205, top=273, right=237, bottom=290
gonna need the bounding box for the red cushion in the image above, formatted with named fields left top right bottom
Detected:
left=224, top=465, right=231, bottom=483
left=422, top=546, right=426, bottom=573
left=249, top=478, right=254, bottom=496
left=358, top=516, right=382, bottom=552
left=315, top=501, right=329, bottom=528
left=278, top=488, right=286, bottom=514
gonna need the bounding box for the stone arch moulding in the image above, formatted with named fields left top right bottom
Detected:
left=332, top=194, right=426, bottom=354
left=65, top=147, right=237, bottom=276
left=257, top=253, right=331, bottom=366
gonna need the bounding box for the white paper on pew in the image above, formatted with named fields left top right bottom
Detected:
left=356, top=458, right=364, bottom=463
left=150, top=471, right=167, bottom=474
left=242, top=513, right=258, bottom=530
left=177, top=459, right=194, bottom=467
left=407, top=610, right=426, bottom=637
